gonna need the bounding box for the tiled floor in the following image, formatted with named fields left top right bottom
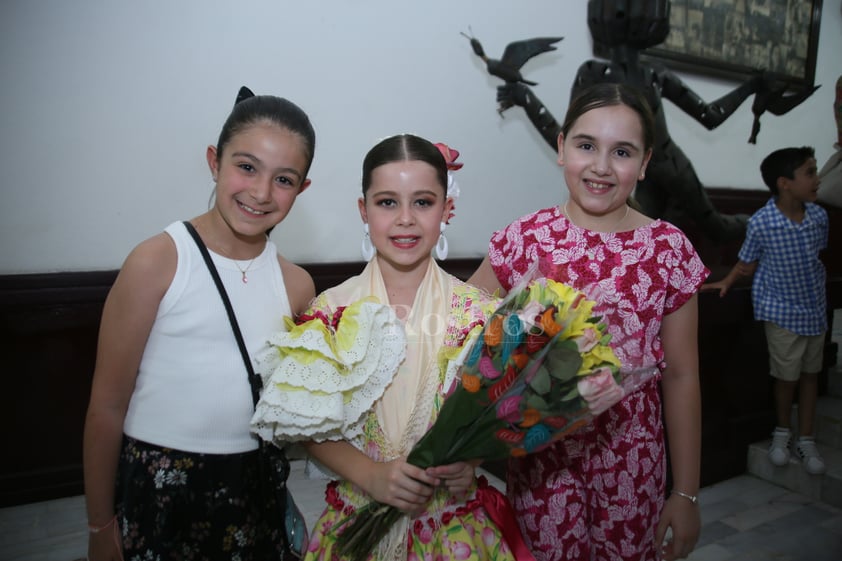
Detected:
left=1, top=465, right=840, bottom=561
left=687, top=474, right=841, bottom=560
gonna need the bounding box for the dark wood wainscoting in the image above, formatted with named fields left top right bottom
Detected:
left=2, top=189, right=839, bottom=507
left=0, top=259, right=480, bottom=507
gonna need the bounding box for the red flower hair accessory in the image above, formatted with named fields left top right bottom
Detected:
left=435, top=143, right=463, bottom=171
left=434, top=142, right=462, bottom=223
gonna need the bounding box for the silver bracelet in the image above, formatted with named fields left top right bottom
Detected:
left=671, top=489, right=698, bottom=504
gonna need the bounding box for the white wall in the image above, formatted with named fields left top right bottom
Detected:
left=1, top=0, right=840, bottom=274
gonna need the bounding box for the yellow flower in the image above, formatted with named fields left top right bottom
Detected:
left=544, top=279, right=579, bottom=304
left=565, top=302, right=596, bottom=338
left=531, top=280, right=593, bottom=338
left=579, top=344, right=621, bottom=374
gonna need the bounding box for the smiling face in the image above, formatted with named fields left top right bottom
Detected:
left=358, top=159, right=451, bottom=273
left=558, top=104, right=651, bottom=227
left=207, top=121, right=311, bottom=242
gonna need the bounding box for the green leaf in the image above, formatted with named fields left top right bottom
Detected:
left=560, top=386, right=582, bottom=402
left=526, top=393, right=549, bottom=411
left=545, top=346, right=581, bottom=382
left=528, top=366, right=551, bottom=394
left=406, top=392, right=509, bottom=466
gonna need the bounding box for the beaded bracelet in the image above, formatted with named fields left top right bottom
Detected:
left=671, top=489, right=699, bottom=504
left=88, top=515, right=116, bottom=534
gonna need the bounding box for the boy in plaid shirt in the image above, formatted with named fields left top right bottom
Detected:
left=705, top=146, right=828, bottom=475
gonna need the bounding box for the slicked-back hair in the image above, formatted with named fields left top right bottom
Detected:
left=361, top=134, right=447, bottom=197
left=216, top=94, right=316, bottom=181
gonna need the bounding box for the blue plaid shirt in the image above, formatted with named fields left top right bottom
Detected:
left=738, top=198, right=828, bottom=335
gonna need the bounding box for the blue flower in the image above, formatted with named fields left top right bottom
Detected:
left=500, top=314, right=524, bottom=366
left=523, top=423, right=551, bottom=452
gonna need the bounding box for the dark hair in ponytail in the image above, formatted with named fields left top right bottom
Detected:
left=215, top=86, right=317, bottom=179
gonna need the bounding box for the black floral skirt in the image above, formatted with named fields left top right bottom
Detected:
left=116, top=435, right=286, bottom=560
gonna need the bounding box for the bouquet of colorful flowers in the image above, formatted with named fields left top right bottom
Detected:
left=334, top=276, right=644, bottom=561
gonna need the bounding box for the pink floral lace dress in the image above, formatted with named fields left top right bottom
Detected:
left=488, top=206, right=708, bottom=561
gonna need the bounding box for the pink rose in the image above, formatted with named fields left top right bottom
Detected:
left=574, top=327, right=600, bottom=353
left=577, top=367, right=625, bottom=415
left=516, top=300, right=545, bottom=331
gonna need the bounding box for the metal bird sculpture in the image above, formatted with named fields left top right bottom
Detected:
left=749, top=78, right=820, bottom=144
left=461, top=32, right=563, bottom=87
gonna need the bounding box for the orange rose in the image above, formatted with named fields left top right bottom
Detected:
left=540, top=307, right=562, bottom=337
left=508, top=353, right=529, bottom=370
left=484, top=315, right=504, bottom=346
left=519, top=408, right=541, bottom=428
left=461, top=373, right=482, bottom=393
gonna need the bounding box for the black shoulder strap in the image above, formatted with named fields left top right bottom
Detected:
left=182, top=221, right=262, bottom=407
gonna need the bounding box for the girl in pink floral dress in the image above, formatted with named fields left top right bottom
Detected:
left=470, top=83, right=708, bottom=561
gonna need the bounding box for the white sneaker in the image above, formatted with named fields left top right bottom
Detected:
left=768, top=427, right=791, bottom=466
left=796, top=437, right=827, bottom=475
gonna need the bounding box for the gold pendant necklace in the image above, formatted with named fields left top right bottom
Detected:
left=213, top=232, right=263, bottom=284
left=200, top=218, right=265, bottom=284
left=217, top=246, right=258, bottom=283
left=233, top=258, right=256, bottom=284
left=564, top=202, right=630, bottom=232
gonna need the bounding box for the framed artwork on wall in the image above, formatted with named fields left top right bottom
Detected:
left=640, top=0, right=822, bottom=89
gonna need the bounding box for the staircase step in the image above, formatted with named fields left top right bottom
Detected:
left=743, top=383, right=842, bottom=508
left=746, top=439, right=842, bottom=508
left=788, top=395, right=842, bottom=448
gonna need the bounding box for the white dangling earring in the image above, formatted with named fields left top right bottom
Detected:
left=361, top=223, right=376, bottom=261
left=435, top=222, right=448, bottom=261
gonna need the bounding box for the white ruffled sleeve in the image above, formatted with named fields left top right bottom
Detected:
left=250, top=297, right=406, bottom=444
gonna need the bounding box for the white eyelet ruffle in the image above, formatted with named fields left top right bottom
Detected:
left=250, top=298, right=406, bottom=444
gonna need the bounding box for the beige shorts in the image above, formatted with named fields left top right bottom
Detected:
left=764, top=322, right=825, bottom=381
